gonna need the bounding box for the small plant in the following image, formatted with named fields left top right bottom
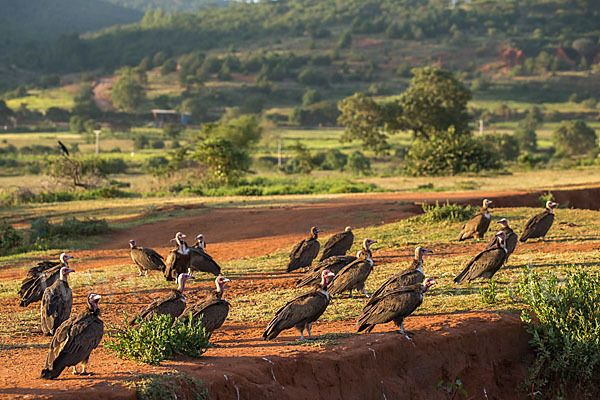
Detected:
left=479, top=279, right=498, bottom=304
left=514, top=266, right=600, bottom=398
left=437, top=379, right=468, bottom=399
left=105, top=313, right=211, bottom=365
left=123, top=370, right=209, bottom=400
left=538, top=191, right=555, bottom=207
left=420, top=201, right=476, bottom=223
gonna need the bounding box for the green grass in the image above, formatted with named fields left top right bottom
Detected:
left=287, top=332, right=356, bottom=346
left=5, top=88, right=75, bottom=112
left=122, top=371, right=209, bottom=400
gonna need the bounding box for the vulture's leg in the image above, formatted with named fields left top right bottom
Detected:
left=138, top=269, right=143, bottom=277
left=144, top=270, right=148, bottom=276
left=72, top=365, right=79, bottom=375
left=306, top=323, right=313, bottom=339
left=348, top=290, right=353, bottom=298
left=299, top=329, right=305, bottom=341
left=187, top=268, right=192, bottom=275
left=399, top=321, right=412, bottom=340
left=79, top=358, right=92, bottom=375
left=362, top=288, right=370, bottom=298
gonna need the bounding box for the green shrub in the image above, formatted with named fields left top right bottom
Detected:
left=479, top=279, right=498, bottom=304
left=105, top=313, right=211, bottom=365
left=515, top=266, right=600, bottom=397
left=31, top=217, right=110, bottom=240
left=347, top=151, right=371, bottom=175
left=420, top=201, right=476, bottom=223
left=0, top=221, right=23, bottom=256
left=552, top=120, right=598, bottom=156
left=538, top=191, right=555, bottom=207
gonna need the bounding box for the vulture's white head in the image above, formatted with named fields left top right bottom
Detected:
left=363, top=238, right=377, bottom=250
left=60, top=253, right=73, bottom=264
left=546, top=201, right=558, bottom=209
left=311, top=226, right=323, bottom=237
left=88, top=293, right=102, bottom=311
left=177, top=273, right=193, bottom=292
left=320, top=269, right=335, bottom=287
left=60, top=266, right=75, bottom=281
left=415, top=246, right=433, bottom=260
left=345, top=226, right=352, bottom=232
left=129, top=239, right=136, bottom=248
left=497, top=218, right=508, bottom=227
left=483, top=199, right=492, bottom=208
left=422, top=278, right=436, bottom=293
left=215, top=275, right=230, bottom=292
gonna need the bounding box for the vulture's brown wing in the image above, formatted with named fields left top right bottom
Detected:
left=454, top=247, right=506, bottom=283
left=19, top=266, right=62, bottom=307
left=189, top=248, right=221, bottom=276
left=263, top=292, right=329, bottom=339
left=287, top=239, right=320, bottom=272
left=319, top=232, right=354, bottom=261
left=131, top=247, right=165, bottom=271
left=296, top=255, right=356, bottom=288
left=328, top=259, right=373, bottom=296
left=367, top=265, right=424, bottom=306
left=520, top=212, right=554, bottom=241
left=180, top=299, right=230, bottom=333
left=458, top=214, right=485, bottom=241
left=164, top=250, right=190, bottom=280
left=41, top=281, right=72, bottom=335
left=358, top=286, right=422, bottom=332
left=505, top=230, right=518, bottom=256
left=134, top=291, right=183, bottom=322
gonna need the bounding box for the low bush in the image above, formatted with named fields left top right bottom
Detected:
left=0, top=221, right=23, bottom=256
left=31, top=217, right=110, bottom=241
left=515, top=266, right=600, bottom=398
left=105, top=313, right=211, bottom=365
left=420, top=201, right=476, bottom=223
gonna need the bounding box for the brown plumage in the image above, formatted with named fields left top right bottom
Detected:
left=179, top=276, right=230, bottom=333
left=296, top=255, right=356, bottom=288
left=40, top=293, right=104, bottom=379
left=454, top=231, right=508, bottom=283
left=286, top=227, right=322, bottom=272
left=366, top=246, right=432, bottom=306
left=328, top=239, right=377, bottom=298
left=357, top=278, right=436, bottom=338
left=458, top=199, right=492, bottom=241
left=319, top=226, right=354, bottom=261
left=41, top=267, right=74, bottom=336
left=263, top=270, right=335, bottom=340
left=189, top=247, right=221, bottom=276
left=131, top=273, right=192, bottom=325
left=19, top=253, right=73, bottom=307
left=164, top=232, right=191, bottom=281
left=520, top=201, right=558, bottom=242
left=129, top=240, right=165, bottom=276
left=485, top=218, right=518, bottom=261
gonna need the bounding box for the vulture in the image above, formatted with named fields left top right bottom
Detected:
left=520, top=201, right=558, bottom=242
left=41, top=266, right=75, bottom=336
left=58, top=140, right=69, bottom=157
left=286, top=226, right=323, bottom=273
left=296, top=255, right=356, bottom=289
left=458, top=199, right=493, bottom=241
left=319, top=226, right=354, bottom=261
left=129, top=240, right=166, bottom=276
left=40, top=293, right=104, bottom=379
left=263, top=269, right=335, bottom=341
left=485, top=218, right=518, bottom=262
left=164, top=232, right=191, bottom=281
left=189, top=234, right=221, bottom=276
left=327, top=239, right=377, bottom=298
left=366, top=246, right=433, bottom=306
left=179, top=276, right=230, bottom=333
left=454, top=231, right=508, bottom=284
left=357, top=278, right=436, bottom=339
left=19, top=253, right=73, bottom=307
left=131, top=273, right=192, bottom=325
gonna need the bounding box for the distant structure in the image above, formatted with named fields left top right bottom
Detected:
left=151, top=110, right=191, bottom=127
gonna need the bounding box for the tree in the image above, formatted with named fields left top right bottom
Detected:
left=0, top=101, right=14, bottom=126
left=552, top=120, right=598, bottom=156
left=194, top=138, right=250, bottom=183
left=302, top=89, right=321, bottom=106
left=337, top=93, right=389, bottom=153
left=111, top=67, right=147, bottom=113
left=72, top=84, right=100, bottom=119
left=348, top=151, right=371, bottom=175
left=201, top=114, right=262, bottom=150
left=395, top=67, right=472, bottom=139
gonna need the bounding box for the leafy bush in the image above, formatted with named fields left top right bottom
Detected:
left=0, top=221, right=23, bottom=256
left=31, top=217, right=110, bottom=240
left=347, top=151, right=371, bottom=175
left=105, top=313, right=211, bottom=365
left=479, top=279, right=498, bottom=304
left=538, top=191, right=555, bottom=207
left=420, top=201, right=476, bottom=223
left=515, top=266, right=600, bottom=397
left=322, top=149, right=347, bottom=170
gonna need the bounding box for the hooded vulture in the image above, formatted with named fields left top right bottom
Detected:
left=286, top=227, right=322, bottom=273
left=129, top=240, right=165, bottom=276
left=296, top=255, right=356, bottom=289
left=319, top=226, right=354, bottom=261
left=40, top=293, right=104, bottom=379
left=179, top=276, right=230, bottom=333
left=263, top=269, right=335, bottom=340
left=189, top=234, right=221, bottom=276
left=366, top=246, right=433, bottom=306
left=357, top=278, right=436, bottom=339
left=41, top=266, right=75, bottom=336
left=458, top=199, right=493, bottom=241
left=520, top=201, right=558, bottom=242
left=486, top=218, right=518, bottom=262
left=327, top=239, right=377, bottom=298
left=164, top=232, right=191, bottom=281
left=454, top=231, right=508, bottom=284
left=131, top=273, right=192, bottom=325
left=19, top=253, right=73, bottom=307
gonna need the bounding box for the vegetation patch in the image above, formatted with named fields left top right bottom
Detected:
left=123, top=370, right=209, bottom=400
left=287, top=332, right=356, bottom=347
left=420, top=201, right=476, bottom=223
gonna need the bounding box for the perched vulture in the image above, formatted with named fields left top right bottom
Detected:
left=485, top=218, right=518, bottom=262
left=458, top=199, right=493, bottom=241
left=19, top=253, right=73, bottom=307
left=164, top=232, right=191, bottom=281
left=189, top=235, right=221, bottom=276
left=367, top=246, right=433, bottom=306
left=58, top=140, right=69, bottom=157
left=179, top=276, right=230, bottom=333
left=40, top=293, right=104, bottom=379
left=357, top=278, right=436, bottom=339
left=296, top=255, right=356, bottom=289
left=41, top=266, right=75, bottom=336
left=327, top=239, right=377, bottom=298
left=131, top=273, right=192, bottom=325
left=129, top=240, right=165, bottom=276
left=286, top=227, right=322, bottom=273
left=263, top=269, right=335, bottom=340
left=520, top=201, right=558, bottom=242
left=454, top=231, right=508, bottom=284
left=319, top=226, right=354, bottom=261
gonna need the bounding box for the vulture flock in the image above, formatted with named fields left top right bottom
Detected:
left=16, top=199, right=559, bottom=379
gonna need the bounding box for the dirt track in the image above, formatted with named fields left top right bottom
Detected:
left=2, top=187, right=600, bottom=399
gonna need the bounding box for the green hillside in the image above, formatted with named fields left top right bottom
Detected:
left=106, top=0, right=229, bottom=13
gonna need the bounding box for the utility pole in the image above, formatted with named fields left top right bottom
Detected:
left=479, top=119, right=483, bottom=135
left=277, top=139, right=282, bottom=167
left=94, top=130, right=101, bottom=156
